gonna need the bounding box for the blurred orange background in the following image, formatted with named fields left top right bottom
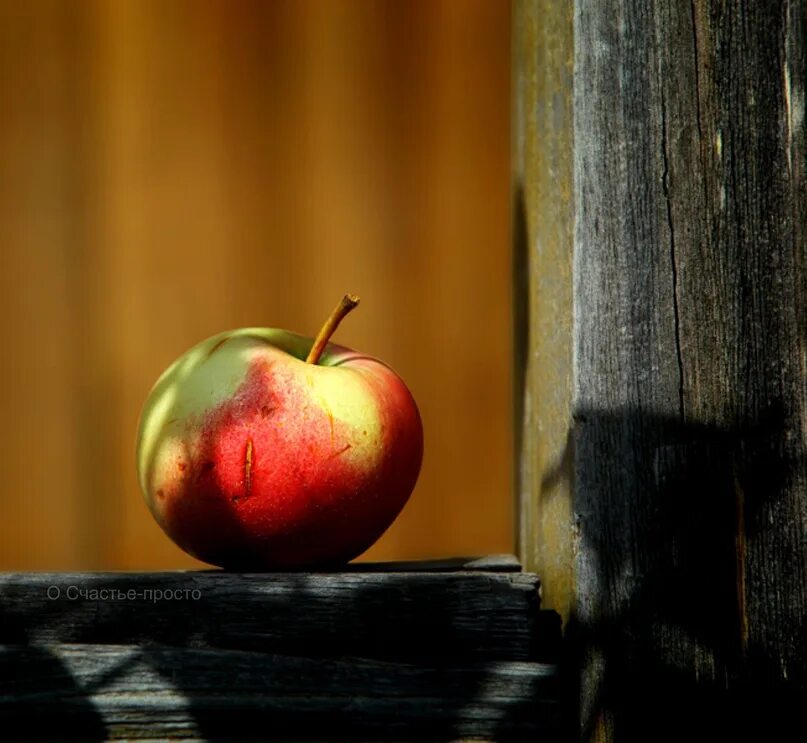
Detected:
left=0, top=0, right=512, bottom=570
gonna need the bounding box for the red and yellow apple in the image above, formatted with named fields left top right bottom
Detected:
left=136, top=296, right=423, bottom=568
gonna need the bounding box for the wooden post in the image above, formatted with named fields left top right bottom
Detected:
left=513, top=0, right=575, bottom=624
left=517, top=1, right=806, bottom=739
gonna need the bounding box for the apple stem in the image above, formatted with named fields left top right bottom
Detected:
left=305, top=294, right=360, bottom=364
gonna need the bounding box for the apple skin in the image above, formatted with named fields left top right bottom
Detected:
left=136, top=328, right=423, bottom=569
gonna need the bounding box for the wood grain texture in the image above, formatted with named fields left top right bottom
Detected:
left=0, top=568, right=542, bottom=662
left=0, top=0, right=512, bottom=571
left=513, top=0, right=575, bottom=623
left=572, top=1, right=807, bottom=741
left=0, top=566, right=562, bottom=741
left=0, top=645, right=560, bottom=741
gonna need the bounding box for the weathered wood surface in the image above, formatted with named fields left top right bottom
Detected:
left=0, top=565, right=541, bottom=663
left=0, top=563, right=561, bottom=740
left=0, top=644, right=560, bottom=742
left=336, top=554, right=523, bottom=572
left=512, top=0, right=576, bottom=624
left=569, top=1, right=807, bottom=741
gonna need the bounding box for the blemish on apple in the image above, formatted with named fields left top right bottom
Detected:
left=205, top=336, right=229, bottom=359
left=330, top=443, right=353, bottom=459
left=243, top=438, right=254, bottom=498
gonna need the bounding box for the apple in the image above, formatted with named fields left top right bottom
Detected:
left=136, top=295, right=423, bottom=569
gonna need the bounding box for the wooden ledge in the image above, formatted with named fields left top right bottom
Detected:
left=0, top=557, right=561, bottom=741
left=0, top=558, right=541, bottom=662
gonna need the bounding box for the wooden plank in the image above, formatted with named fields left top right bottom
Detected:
left=342, top=554, right=522, bottom=573
left=0, top=569, right=542, bottom=662
left=512, top=0, right=575, bottom=624
left=0, top=644, right=560, bottom=741
left=570, top=1, right=807, bottom=740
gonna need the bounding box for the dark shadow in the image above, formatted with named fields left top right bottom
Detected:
left=0, top=604, right=107, bottom=741
left=134, top=572, right=557, bottom=741
left=540, top=404, right=806, bottom=742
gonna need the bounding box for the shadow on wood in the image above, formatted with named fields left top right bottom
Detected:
left=537, top=406, right=807, bottom=742
left=0, top=565, right=561, bottom=741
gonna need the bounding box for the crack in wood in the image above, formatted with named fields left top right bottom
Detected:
left=659, top=84, right=687, bottom=424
